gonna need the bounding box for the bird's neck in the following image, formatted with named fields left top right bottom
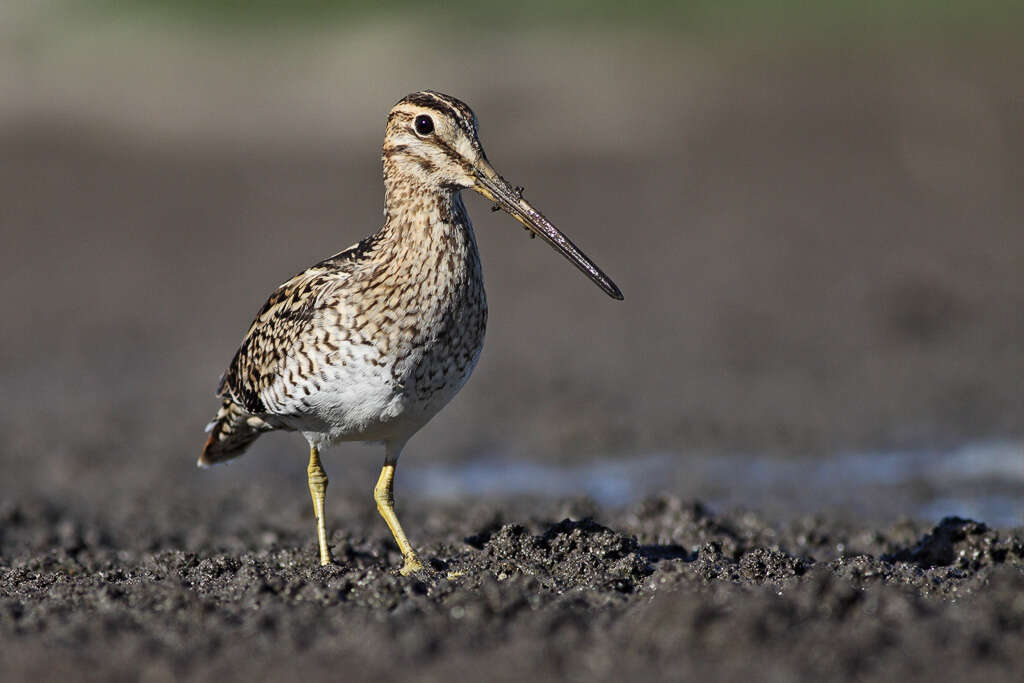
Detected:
left=370, top=184, right=484, bottom=319
left=381, top=183, right=474, bottom=247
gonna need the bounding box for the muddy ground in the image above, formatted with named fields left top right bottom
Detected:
left=3, top=494, right=1024, bottom=682
left=2, top=22, right=1024, bottom=683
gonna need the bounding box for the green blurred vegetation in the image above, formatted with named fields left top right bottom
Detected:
left=88, top=0, right=1023, bottom=33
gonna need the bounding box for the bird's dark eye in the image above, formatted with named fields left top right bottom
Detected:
left=414, top=114, right=434, bottom=136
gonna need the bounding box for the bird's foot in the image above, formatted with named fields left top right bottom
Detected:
left=399, top=553, right=425, bottom=576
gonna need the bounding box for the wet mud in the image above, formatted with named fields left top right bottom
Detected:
left=2, top=494, right=1023, bottom=682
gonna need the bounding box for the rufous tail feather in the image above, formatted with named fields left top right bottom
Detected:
left=198, top=399, right=273, bottom=467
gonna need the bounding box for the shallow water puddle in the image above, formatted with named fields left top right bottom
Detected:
left=406, top=439, right=1024, bottom=527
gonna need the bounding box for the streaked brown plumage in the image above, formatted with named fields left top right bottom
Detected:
left=201, top=91, right=622, bottom=574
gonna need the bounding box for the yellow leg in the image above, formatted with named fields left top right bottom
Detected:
left=374, top=463, right=423, bottom=575
left=307, top=446, right=332, bottom=566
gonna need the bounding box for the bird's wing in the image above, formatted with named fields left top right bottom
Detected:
left=216, top=235, right=380, bottom=416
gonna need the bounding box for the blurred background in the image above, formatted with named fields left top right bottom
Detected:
left=2, top=1, right=1022, bottom=529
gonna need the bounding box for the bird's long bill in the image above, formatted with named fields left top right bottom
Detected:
left=473, top=160, right=624, bottom=300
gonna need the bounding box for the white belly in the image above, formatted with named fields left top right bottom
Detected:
left=273, top=337, right=482, bottom=449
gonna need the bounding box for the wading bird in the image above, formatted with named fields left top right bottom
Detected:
left=200, top=91, right=622, bottom=574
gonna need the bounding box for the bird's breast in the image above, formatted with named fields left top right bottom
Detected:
left=387, top=234, right=487, bottom=413
left=288, top=212, right=487, bottom=443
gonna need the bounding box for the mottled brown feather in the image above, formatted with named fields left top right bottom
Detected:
left=202, top=91, right=494, bottom=463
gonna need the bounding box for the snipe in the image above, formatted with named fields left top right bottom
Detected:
left=201, top=91, right=622, bottom=574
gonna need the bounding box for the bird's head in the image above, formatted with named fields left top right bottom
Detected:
left=383, top=90, right=623, bottom=300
